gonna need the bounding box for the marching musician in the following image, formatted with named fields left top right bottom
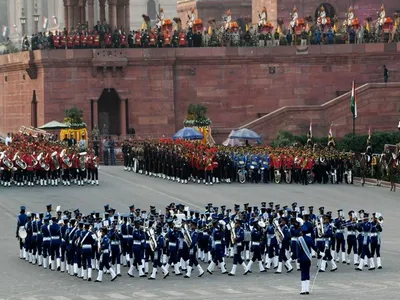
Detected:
left=264, top=216, right=278, bottom=269
left=289, top=6, right=298, bottom=29
left=162, top=219, right=182, bottom=277
left=24, top=213, right=33, bottom=263
left=259, top=7, right=268, bottom=27
left=207, top=219, right=228, bottom=274
left=378, top=5, right=386, bottom=27
left=72, top=221, right=84, bottom=277
left=355, top=212, right=373, bottom=271
left=289, top=216, right=301, bottom=271
left=228, top=219, right=247, bottom=275
left=345, top=211, right=358, bottom=265
left=224, top=10, right=232, bottom=31
left=79, top=222, right=96, bottom=281
left=274, top=217, right=293, bottom=274
left=185, top=219, right=205, bottom=278
left=16, top=206, right=28, bottom=259
left=245, top=219, right=266, bottom=274
left=60, top=217, right=69, bottom=272
left=87, top=149, right=99, bottom=185
left=128, top=218, right=146, bottom=277
left=49, top=216, right=61, bottom=271
left=41, top=216, right=51, bottom=269
left=318, top=215, right=337, bottom=272
left=298, top=225, right=318, bottom=295
left=370, top=213, right=383, bottom=269
left=95, top=227, right=118, bottom=282
left=61, top=149, right=71, bottom=186
left=333, top=209, right=346, bottom=263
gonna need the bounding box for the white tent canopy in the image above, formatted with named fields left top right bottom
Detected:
left=38, top=121, right=69, bottom=130
left=223, top=130, right=243, bottom=147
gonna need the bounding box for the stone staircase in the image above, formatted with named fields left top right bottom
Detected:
left=213, top=82, right=400, bottom=144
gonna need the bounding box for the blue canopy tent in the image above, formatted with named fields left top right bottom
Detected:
left=173, top=127, right=204, bottom=140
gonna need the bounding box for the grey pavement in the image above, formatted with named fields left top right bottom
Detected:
left=1, top=166, right=400, bottom=300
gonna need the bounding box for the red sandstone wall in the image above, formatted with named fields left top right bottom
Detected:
left=0, top=52, right=45, bottom=136
left=1, top=44, right=400, bottom=141
left=236, top=83, right=400, bottom=144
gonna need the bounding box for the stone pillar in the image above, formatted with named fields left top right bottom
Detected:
left=63, top=0, right=69, bottom=29
left=67, top=0, right=75, bottom=29
left=27, top=0, right=34, bottom=36
left=116, top=3, right=124, bottom=30
left=74, top=3, right=80, bottom=26
left=120, top=99, right=127, bottom=136
left=87, top=0, right=95, bottom=29
left=124, top=0, right=130, bottom=32
left=99, top=0, right=106, bottom=23
left=108, top=0, right=117, bottom=31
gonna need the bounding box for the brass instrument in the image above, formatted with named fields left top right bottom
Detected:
left=274, top=169, right=281, bottom=184
left=38, top=152, right=50, bottom=171
left=375, top=212, right=384, bottom=225
left=14, top=152, right=27, bottom=170
left=32, top=155, right=38, bottom=167
left=182, top=223, right=192, bottom=247
left=51, top=151, right=60, bottom=170
left=60, top=149, right=72, bottom=167
left=316, top=217, right=324, bottom=237
left=146, top=226, right=157, bottom=252
left=79, top=152, right=87, bottom=171
left=273, top=218, right=284, bottom=243
left=93, top=156, right=98, bottom=168
left=227, top=220, right=236, bottom=244
left=2, top=153, right=14, bottom=169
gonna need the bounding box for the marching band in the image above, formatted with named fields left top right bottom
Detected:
left=0, top=134, right=100, bottom=187
left=16, top=202, right=384, bottom=293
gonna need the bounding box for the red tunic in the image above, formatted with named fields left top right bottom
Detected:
left=149, top=33, right=156, bottom=46
left=164, top=33, right=171, bottom=46
left=80, top=34, right=87, bottom=47
left=53, top=35, right=60, bottom=48
left=94, top=34, right=100, bottom=47
left=105, top=33, right=112, bottom=46
left=120, top=34, right=127, bottom=47
left=204, top=156, right=214, bottom=171
left=67, top=35, right=74, bottom=48
left=306, top=158, right=313, bottom=170
left=275, top=158, right=282, bottom=169
left=179, top=32, right=186, bottom=46
left=60, top=35, right=67, bottom=48
left=87, top=35, right=94, bottom=47
left=135, top=32, right=141, bottom=46
left=74, top=34, right=80, bottom=47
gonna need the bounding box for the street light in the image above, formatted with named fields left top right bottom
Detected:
left=20, top=17, right=27, bottom=36
left=33, top=14, right=40, bottom=34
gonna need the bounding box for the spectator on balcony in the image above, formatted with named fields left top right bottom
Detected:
left=327, top=28, right=334, bottom=44
left=273, top=29, right=280, bottom=46
left=102, top=137, right=109, bottom=165
left=314, top=28, right=321, bottom=45
left=286, top=29, right=293, bottom=46
left=349, top=27, right=356, bottom=44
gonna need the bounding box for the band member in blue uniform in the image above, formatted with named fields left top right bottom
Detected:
left=162, top=220, right=182, bottom=278
left=41, top=216, right=51, bottom=269
left=319, top=215, right=337, bottom=272
left=72, top=221, right=84, bottom=277
left=49, top=216, right=61, bottom=271
left=128, top=218, right=146, bottom=277
left=109, top=217, right=122, bottom=276
left=24, top=213, right=33, bottom=263
left=79, top=222, right=96, bottom=281
left=95, top=227, right=118, bottom=282
left=334, top=209, right=346, bottom=263
left=245, top=220, right=266, bottom=274
left=228, top=219, right=247, bottom=275
left=65, top=218, right=77, bottom=275
left=345, top=211, right=358, bottom=265
left=149, top=225, right=165, bottom=280
left=370, top=213, right=383, bottom=269
left=60, top=217, right=69, bottom=272
left=275, top=218, right=293, bottom=274
left=356, top=213, right=373, bottom=271
left=185, top=220, right=205, bottom=278
left=30, top=213, right=39, bottom=265
left=16, top=206, right=28, bottom=259
left=207, top=219, right=228, bottom=274
left=298, top=225, right=318, bottom=294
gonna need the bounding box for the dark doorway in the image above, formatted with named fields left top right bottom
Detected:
left=315, top=3, right=336, bottom=22
left=98, top=88, right=121, bottom=135
left=31, top=90, right=38, bottom=128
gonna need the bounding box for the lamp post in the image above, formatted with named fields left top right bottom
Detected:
left=20, top=15, right=27, bottom=37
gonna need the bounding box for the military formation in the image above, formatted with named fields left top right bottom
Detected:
left=0, top=134, right=100, bottom=187
left=16, top=201, right=384, bottom=293
left=122, top=138, right=357, bottom=186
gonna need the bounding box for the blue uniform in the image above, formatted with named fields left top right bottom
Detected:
left=49, top=222, right=61, bottom=261
left=99, top=235, right=111, bottom=270
left=80, top=229, right=96, bottom=270
left=250, top=226, right=263, bottom=262
left=41, top=222, right=51, bottom=262
left=334, top=217, right=346, bottom=258
left=188, top=229, right=199, bottom=267
left=232, top=226, right=244, bottom=265
left=298, top=235, right=317, bottom=281
left=17, top=213, right=28, bottom=251
left=109, top=227, right=121, bottom=266
left=346, top=222, right=358, bottom=261
left=370, top=221, right=382, bottom=258
left=265, top=224, right=279, bottom=260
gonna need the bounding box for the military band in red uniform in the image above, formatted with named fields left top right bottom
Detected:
left=0, top=134, right=100, bottom=188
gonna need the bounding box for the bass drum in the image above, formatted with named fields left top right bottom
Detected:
left=285, top=170, right=292, bottom=184
left=307, top=171, right=314, bottom=184
left=18, top=226, right=27, bottom=239
left=274, top=170, right=281, bottom=184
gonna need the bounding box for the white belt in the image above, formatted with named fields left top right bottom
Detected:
left=203, top=233, right=208, bottom=236
left=291, top=237, right=298, bottom=242
left=306, top=233, right=311, bottom=237
left=215, top=241, right=222, bottom=245
left=43, top=237, right=51, bottom=241
left=369, top=233, right=378, bottom=237
left=51, top=236, right=60, bottom=240
left=146, top=241, right=150, bottom=244
left=82, top=244, right=92, bottom=249
left=267, top=234, right=274, bottom=238
left=102, top=250, right=109, bottom=254
left=169, top=242, right=176, bottom=247
left=122, top=235, right=130, bottom=239
left=315, top=238, right=324, bottom=242
left=252, top=242, right=260, bottom=246
left=61, top=238, right=65, bottom=242
left=111, top=241, right=120, bottom=245
left=336, top=230, right=343, bottom=233
left=32, top=233, right=38, bottom=236
left=237, top=242, right=242, bottom=246
left=133, top=241, right=141, bottom=245
left=347, top=231, right=355, bottom=235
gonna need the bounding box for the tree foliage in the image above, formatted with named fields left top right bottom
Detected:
left=64, top=106, right=86, bottom=128
left=184, top=104, right=212, bottom=127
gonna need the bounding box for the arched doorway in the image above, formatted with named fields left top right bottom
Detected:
left=98, top=88, right=121, bottom=135
left=315, top=3, right=336, bottom=22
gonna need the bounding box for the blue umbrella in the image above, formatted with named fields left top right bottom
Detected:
left=173, top=127, right=204, bottom=140
left=230, top=128, right=261, bottom=140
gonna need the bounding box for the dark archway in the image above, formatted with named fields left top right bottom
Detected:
left=147, top=0, right=157, bottom=21
left=98, top=88, right=121, bottom=135
left=31, top=90, right=38, bottom=128
left=315, top=3, right=336, bottom=22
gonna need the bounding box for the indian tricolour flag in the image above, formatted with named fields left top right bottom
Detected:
left=43, top=17, right=48, bottom=29
left=329, top=124, right=333, bottom=138
left=2, top=25, right=7, bottom=37
left=350, top=80, right=357, bottom=119
left=52, top=16, right=58, bottom=25
left=309, top=121, right=313, bottom=138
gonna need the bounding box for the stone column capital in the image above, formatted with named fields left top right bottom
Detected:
left=66, top=0, right=78, bottom=6
left=87, top=0, right=94, bottom=5
left=108, top=0, right=117, bottom=6
left=78, top=0, right=86, bottom=7
left=99, top=0, right=106, bottom=6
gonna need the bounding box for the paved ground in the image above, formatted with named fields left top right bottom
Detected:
left=1, top=166, right=400, bottom=300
